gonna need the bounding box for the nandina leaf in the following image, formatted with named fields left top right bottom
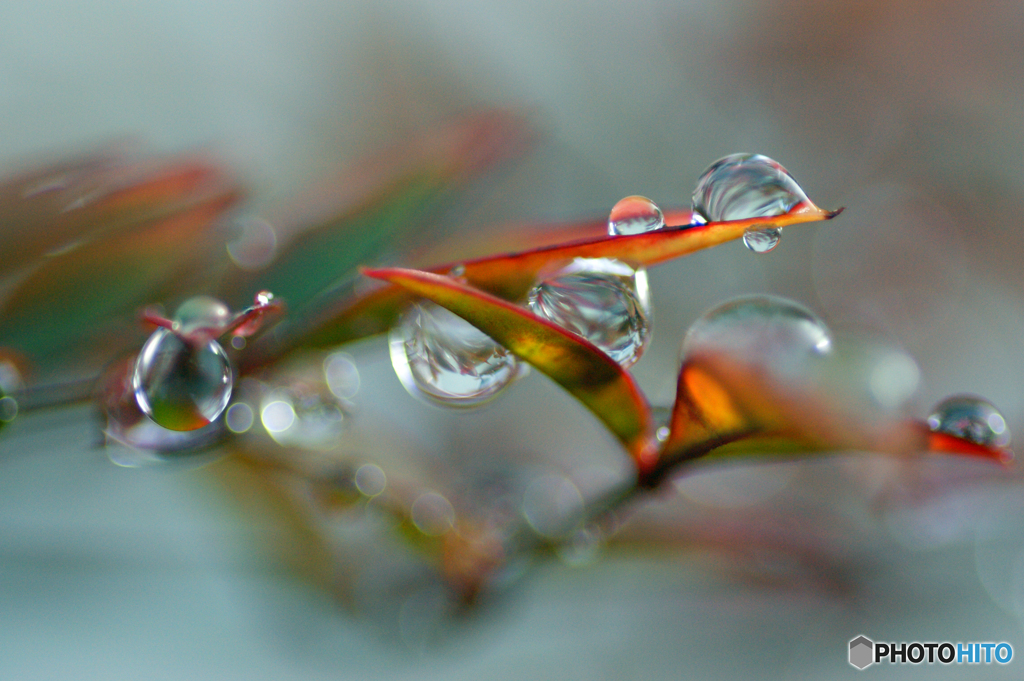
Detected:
left=654, top=351, right=1011, bottom=481
left=362, top=266, right=658, bottom=470
left=0, top=152, right=236, bottom=277
left=295, top=203, right=840, bottom=352
left=0, top=189, right=240, bottom=370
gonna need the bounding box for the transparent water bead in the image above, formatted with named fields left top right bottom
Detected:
left=607, top=195, right=665, bottom=236
left=683, top=295, right=832, bottom=378
left=133, top=328, right=233, bottom=431
left=172, top=295, right=232, bottom=336
left=527, top=258, right=651, bottom=367
left=742, top=225, right=782, bottom=253
left=691, top=153, right=810, bottom=223
left=389, top=301, right=522, bottom=407
left=927, top=395, right=1011, bottom=448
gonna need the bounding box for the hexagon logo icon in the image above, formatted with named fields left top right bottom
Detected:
left=849, top=636, right=874, bottom=669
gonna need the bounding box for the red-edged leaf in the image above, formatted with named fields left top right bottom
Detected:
left=0, top=152, right=235, bottom=277
left=654, top=350, right=1011, bottom=481
left=362, top=267, right=657, bottom=470
left=295, top=203, right=840, bottom=352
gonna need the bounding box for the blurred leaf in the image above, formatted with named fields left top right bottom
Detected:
left=218, top=110, right=534, bottom=314
left=363, top=266, right=657, bottom=470
left=0, top=151, right=235, bottom=277
left=296, top=204, right=840, bottom=352
left=0, top=187, right=241, bottom=370
left=656, top=350, right=1011, bottom=481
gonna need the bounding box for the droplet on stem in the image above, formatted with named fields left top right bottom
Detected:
left=133, top=328, right=233, bottom=431
left=389, top=301, right=522, bottom=407
left=927, top=395, right=1011, bottom=449
left=607, top=195, right=665, bottom=236
left=527, top=258, right=652, bottom=367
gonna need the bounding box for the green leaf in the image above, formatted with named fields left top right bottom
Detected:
left=362, top=266, right=658, bottom=470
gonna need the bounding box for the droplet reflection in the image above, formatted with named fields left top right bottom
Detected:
left=741, top=225, right=782, bottom=254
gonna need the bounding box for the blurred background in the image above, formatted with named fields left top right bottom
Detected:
left=2, top=0, right=1024, bottom=678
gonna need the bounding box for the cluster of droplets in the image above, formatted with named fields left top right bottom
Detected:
left=690, top=153, right=811, bottom=254
left=389, top=154, right=816, bottom=407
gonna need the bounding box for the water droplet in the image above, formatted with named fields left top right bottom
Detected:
left=0, top=396, right=18, bottom=424
left=683, top=295, right=832, bottom=378
left=742, top=225, right=782, bottom=253
left=448, top=264, right=466, bottom=279
left=411, top=492, right=456, bottom=536
left=389, top=301, right=522, bottom=407
left=927, top=395, right=1011, bottom=448
left=172, top=296, right=231, bottom=337
left=224, top=402, right=254, bottom=433
left=133, top=328, right=233, bottom=431
left=355, top=463, right=387, bottom=497
left=527, top=258, right=651, bottom=367
left=691, top=153, right=810, bottom=223
left=608, top=195, right=665, bottom=236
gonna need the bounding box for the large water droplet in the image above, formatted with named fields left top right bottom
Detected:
left=683, top=295, right=832, bottom=377
left=742, top=225, right=782, bottom=253
left=172, top=296, right=231, bottom=337
left=133, top=328, right=233, bottom=431
left=607, top=195, right=665, bottom=236
left=691, top=153, right=810, bottom=223
left=389, top=302, right=522, bottom=407
left=527, top=258, right=651, bottom=367
left=927, top=395, right=1011, bottom=448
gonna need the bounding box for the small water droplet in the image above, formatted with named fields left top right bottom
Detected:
left=389, top=301, right=521, bottom=407
left=927, top=395, right=1011, bottom=448
left=448, top=264, right=466, bottom=279
left=411, top=492, right=456, bottom=536
left=527, top=258, right=651, bottom=367
left=133, top=328, right=233, bottom=431
left=355, top=463, right=387, bottom=497
left=224, top=402, right=254, bottom=433
left=742, top=225, right=782, bottom=253
left=691, top=153, right=810, bottom=223
left=683, top=295, right=832, bottom=377
left=608, top=195, right=665, bottom=236
left=0, top=396, right=18, bottom=424
left=172, top=296, right=231, bottom=337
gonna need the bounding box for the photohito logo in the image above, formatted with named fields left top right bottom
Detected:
left=849, top=635, right=1013, bottom=669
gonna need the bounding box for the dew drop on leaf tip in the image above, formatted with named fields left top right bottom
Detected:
left=690, top=153, right=812, bottom=253
left=927, top=395, right=1011, bottom=449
